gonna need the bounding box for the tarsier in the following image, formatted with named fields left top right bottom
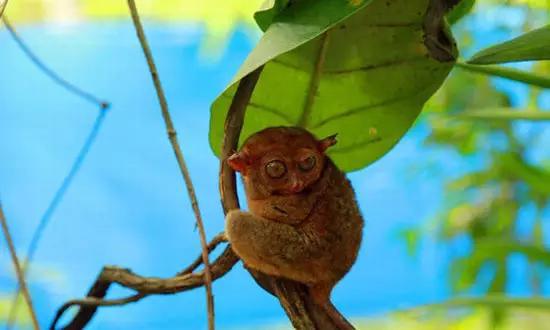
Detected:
left=225, top=126, right=364, bottom=327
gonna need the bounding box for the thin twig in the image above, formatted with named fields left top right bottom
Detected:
left=0, top=203, right=40, bottom=330
left=0, top=0, right=8, bottom=19
left=6, top=109, right=108, bottom=329
left=177, top=232, right=227, bottom=276
left=2, top=16, right=110, bottom=109
left=125, top=1, right=215, bottom=329
left=2, top=17, right=109, bottom=109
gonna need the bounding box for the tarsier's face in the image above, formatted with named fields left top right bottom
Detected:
left=227, top=127, right=336, bottom=196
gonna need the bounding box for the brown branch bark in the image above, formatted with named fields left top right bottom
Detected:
left=50, top=244, right=238, bottom=330
left=0, top=203, right=40, bottom=330
left=177, top=232, right=227, bottom=276
left=126, top=1, right=215, bottom=329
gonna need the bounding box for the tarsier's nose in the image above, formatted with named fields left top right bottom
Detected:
left=289, top=180, right=304, bottom=193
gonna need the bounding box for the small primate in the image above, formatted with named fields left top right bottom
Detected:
left=225, top=126, right=364, bottom=328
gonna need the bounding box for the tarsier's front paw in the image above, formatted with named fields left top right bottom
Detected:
left=225, top=210, right=253, bottom=243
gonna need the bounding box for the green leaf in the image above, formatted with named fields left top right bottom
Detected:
left=468, top=24, right=550, bottom=64
left=456, top=62, right=550, bottom=89
left=210, top=0, right=456, bottom=172
left=254, top=0, right=290, bottom=31
left=446, top=0, right=475, bottom=25
left=457, top=108, right=550, bottom=121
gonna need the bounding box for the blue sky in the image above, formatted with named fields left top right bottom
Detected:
left=0, top=11, right=548, bottom=329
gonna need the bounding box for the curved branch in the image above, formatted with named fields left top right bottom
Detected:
left=50, top=246, right=238, bottom=330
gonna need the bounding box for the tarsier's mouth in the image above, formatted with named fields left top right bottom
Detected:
left=272, top=206, right=288, bottom=215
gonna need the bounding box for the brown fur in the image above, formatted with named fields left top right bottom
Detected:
left=225, top=126, right=364, bottom=305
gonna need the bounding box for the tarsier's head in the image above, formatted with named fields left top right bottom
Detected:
left=227, top=127, right=337, bottom=196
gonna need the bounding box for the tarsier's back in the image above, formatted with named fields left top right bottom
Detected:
left=226, top=126, right=364, bottom=304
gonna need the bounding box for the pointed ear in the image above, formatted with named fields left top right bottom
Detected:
left=227, top=152, right=248, bottom=173
left=318, top=134, right=337, bottom=152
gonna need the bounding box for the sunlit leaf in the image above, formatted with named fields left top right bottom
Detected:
left=467, top=24, right=550, bottom=64
left=456, top=63, right=550, bottom=89
left=210, top=0, right=456, bottom=172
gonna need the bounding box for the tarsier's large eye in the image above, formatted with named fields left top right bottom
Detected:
left=265, top=160, right=287, bottom=178
left=298, top=155, right=316, bottom=172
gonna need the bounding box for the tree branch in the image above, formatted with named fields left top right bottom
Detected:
left=177, top=232, right=227, bottom=276
left=50, top=243, right=238, bottom=330
left=0, top=203, right=40, bottom=330
left=126, top=1, right=215, bottom=328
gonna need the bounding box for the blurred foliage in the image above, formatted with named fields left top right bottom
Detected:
left=263, top=306, right=550, bottom=329
left=0, top=295, right=31, bottom=328
left=401, top=0, right=550, bottom=328
left=3, top=0, right=265, bottom=53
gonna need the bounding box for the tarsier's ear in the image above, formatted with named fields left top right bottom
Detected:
left=227, top=152, right=248, bottom=173
left=318, top=134, right=338, bottom=152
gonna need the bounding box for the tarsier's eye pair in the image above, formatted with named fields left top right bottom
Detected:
left=265, top=156, right=317, bottom=179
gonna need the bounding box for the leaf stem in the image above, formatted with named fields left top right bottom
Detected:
left=456, top=62, right=550, bottom=89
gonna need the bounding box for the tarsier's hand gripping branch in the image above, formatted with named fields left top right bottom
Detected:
left=225, top=126, right=364, bottom=327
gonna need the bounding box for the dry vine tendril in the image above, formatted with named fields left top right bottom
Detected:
left=1, top=14, right=111, bottom=329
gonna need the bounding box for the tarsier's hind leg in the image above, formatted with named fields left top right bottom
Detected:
left=225, top=210, right=319, bottom=284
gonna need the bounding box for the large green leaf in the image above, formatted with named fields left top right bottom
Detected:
left=209, top=0, right=456, bottom=172
left=468, top=24, right=550, bottom=64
